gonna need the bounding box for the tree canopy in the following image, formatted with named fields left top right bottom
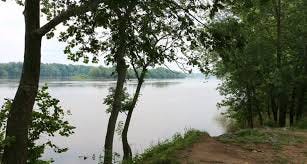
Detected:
left=202, top=0, right=307, bottom=128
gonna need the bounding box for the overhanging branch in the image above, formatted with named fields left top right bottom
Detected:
left=35, top=0, right=102, bottom=37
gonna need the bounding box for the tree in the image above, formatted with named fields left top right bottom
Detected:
left=202, top=0, right=307, bottom=128
left=1, top=1, right=106, bottom=163
left=0, top=85, right=74, bottom=163
left=120, top=29, right=184, bottom=160
left=58, top=0, right=226, bottom=163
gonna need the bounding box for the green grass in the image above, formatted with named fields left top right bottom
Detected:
left=218, top=128, right=305, bottom=148
left=132, top=129, right=206, bottom=164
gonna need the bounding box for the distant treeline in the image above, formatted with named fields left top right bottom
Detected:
left=0, top=63, right=186, bottom=79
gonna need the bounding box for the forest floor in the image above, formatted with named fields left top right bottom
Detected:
left=177, top=128, right=307, bottom=164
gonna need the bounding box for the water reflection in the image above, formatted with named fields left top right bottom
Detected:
left=126, top=80, right=181, bottom=88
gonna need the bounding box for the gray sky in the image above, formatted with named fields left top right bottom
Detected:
left=0, top=1, right=83, bottom=65
left=0, top=2, right=198, bottom=72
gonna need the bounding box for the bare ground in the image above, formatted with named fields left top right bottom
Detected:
left=177, top=129, right=307, bottom=164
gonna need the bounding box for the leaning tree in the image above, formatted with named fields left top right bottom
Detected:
left=0, top=0, right=108, bottom=163
left=58, top=0, right=226, bottom=163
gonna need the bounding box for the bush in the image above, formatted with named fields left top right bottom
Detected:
left=0, top=85, right=75, bottom=163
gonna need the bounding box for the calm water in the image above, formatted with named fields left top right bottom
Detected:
left=0, top=78, right=225, bottom=164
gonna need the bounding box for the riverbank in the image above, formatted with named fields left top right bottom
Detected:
left=136, top=128, right=307, bottom=163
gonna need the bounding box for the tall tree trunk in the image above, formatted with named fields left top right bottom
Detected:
left=251, top=86, right=263, bottom=126
left=278, top=94, right=287, bottom=127
left=296, top=44, right=307, bottom=121
left=103, top=58, right=127, bottom=164
left=267, top=94, right=272, bottom=120
left=2, top=1, right=42, bottom=164
left=270, top=88, right=278, bottom=123
left=274, top=0, right=282, bottom=69
left=247, top=86, right=254, bottom=128
left=122, top=69, right=146, bottom=161
left=255, top=102, right=263, bottom=126
left=273, top=0, right=285, bottom=127
left=289, top=87, right=296, bottom=126
left=103, top=8, right=131, bottom=163
left=103, top=15, right=128, bottom=162
left=296, top=86, right=305, bottom=121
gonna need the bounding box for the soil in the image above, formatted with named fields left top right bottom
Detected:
left=177, top=130, right=307, bottom=164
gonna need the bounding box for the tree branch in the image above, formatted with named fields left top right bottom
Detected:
left=166, top=0, right=208, bottom=28
left=35, top=0, right=101, bottom=37
left=131, top=59, right=140, bottom=81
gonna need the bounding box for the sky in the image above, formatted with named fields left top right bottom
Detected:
left=0, top=2, right=197, bottom=72
left=0, top=1, right=85, bottom=65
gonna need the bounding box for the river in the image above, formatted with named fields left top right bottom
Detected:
left=0, top=78, right=225, bottom=164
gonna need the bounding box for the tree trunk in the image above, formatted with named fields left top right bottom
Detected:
left=103, top=8, right=132, bottom=163
left=2, top=1, right=42, bottom=164
left=296, top=44, right=307, bottom=122
left=289, top=87, right=296, bottom=126
left=270, top=91, right=278, bottom=123
left=274, top=0, right=287, bottom=127
left=251, top=86, right=263, bottom=126
left=278, top=94, right=287, bottom=127
left=267, top=94, right=272, bottom=120
left=103, top=58, right=127, bottom=164
left=256, top=104, right=263, bottom=126
left=122, top=69, right=146, bottom=161
left=296, top=84, right=305, bottom=121
left=275, top=0, right=282, bottom=69
left=247, top=86, right=254, bottom=128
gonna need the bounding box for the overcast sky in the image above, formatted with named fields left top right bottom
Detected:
left=0, top=2, right=197, bottom=72
left=0, top=1, right=85, bottom=65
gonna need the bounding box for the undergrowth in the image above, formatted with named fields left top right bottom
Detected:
left=131, top=129, right=206, bottom=164
left=218, top=128, right=305, bottom=148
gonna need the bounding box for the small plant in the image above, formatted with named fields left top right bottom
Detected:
left=0, top=84, right=75, bottom=163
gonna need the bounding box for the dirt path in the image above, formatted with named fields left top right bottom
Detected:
left=178, top=130, right=307, bottom=164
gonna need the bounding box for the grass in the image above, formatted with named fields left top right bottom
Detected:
left=132, top=129, right=206, bottom=164
left=272, top=156, right=290, bottom=164
left=218, top=128, right=305, bottom=148
left=295, top=118, right=307, bottom=129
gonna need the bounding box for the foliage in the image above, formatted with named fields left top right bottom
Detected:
left=104, top=87, right=132, bottom=114
left=132, top=130, right=205, bottom=164
left=0, top=85, right=75, bottom=163
left=202, top=0, right=307, bottom=128
left=0, top=100, right=15, bottom=152
left=57, top=1, right=223, bottom=162
left=58, top=0, right=225, bottom=66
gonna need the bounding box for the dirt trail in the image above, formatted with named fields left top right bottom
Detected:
left=178, top=131, right=307, bottom=164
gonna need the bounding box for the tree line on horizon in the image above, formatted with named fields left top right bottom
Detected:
left=0, top=63, right=186, bottom=79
